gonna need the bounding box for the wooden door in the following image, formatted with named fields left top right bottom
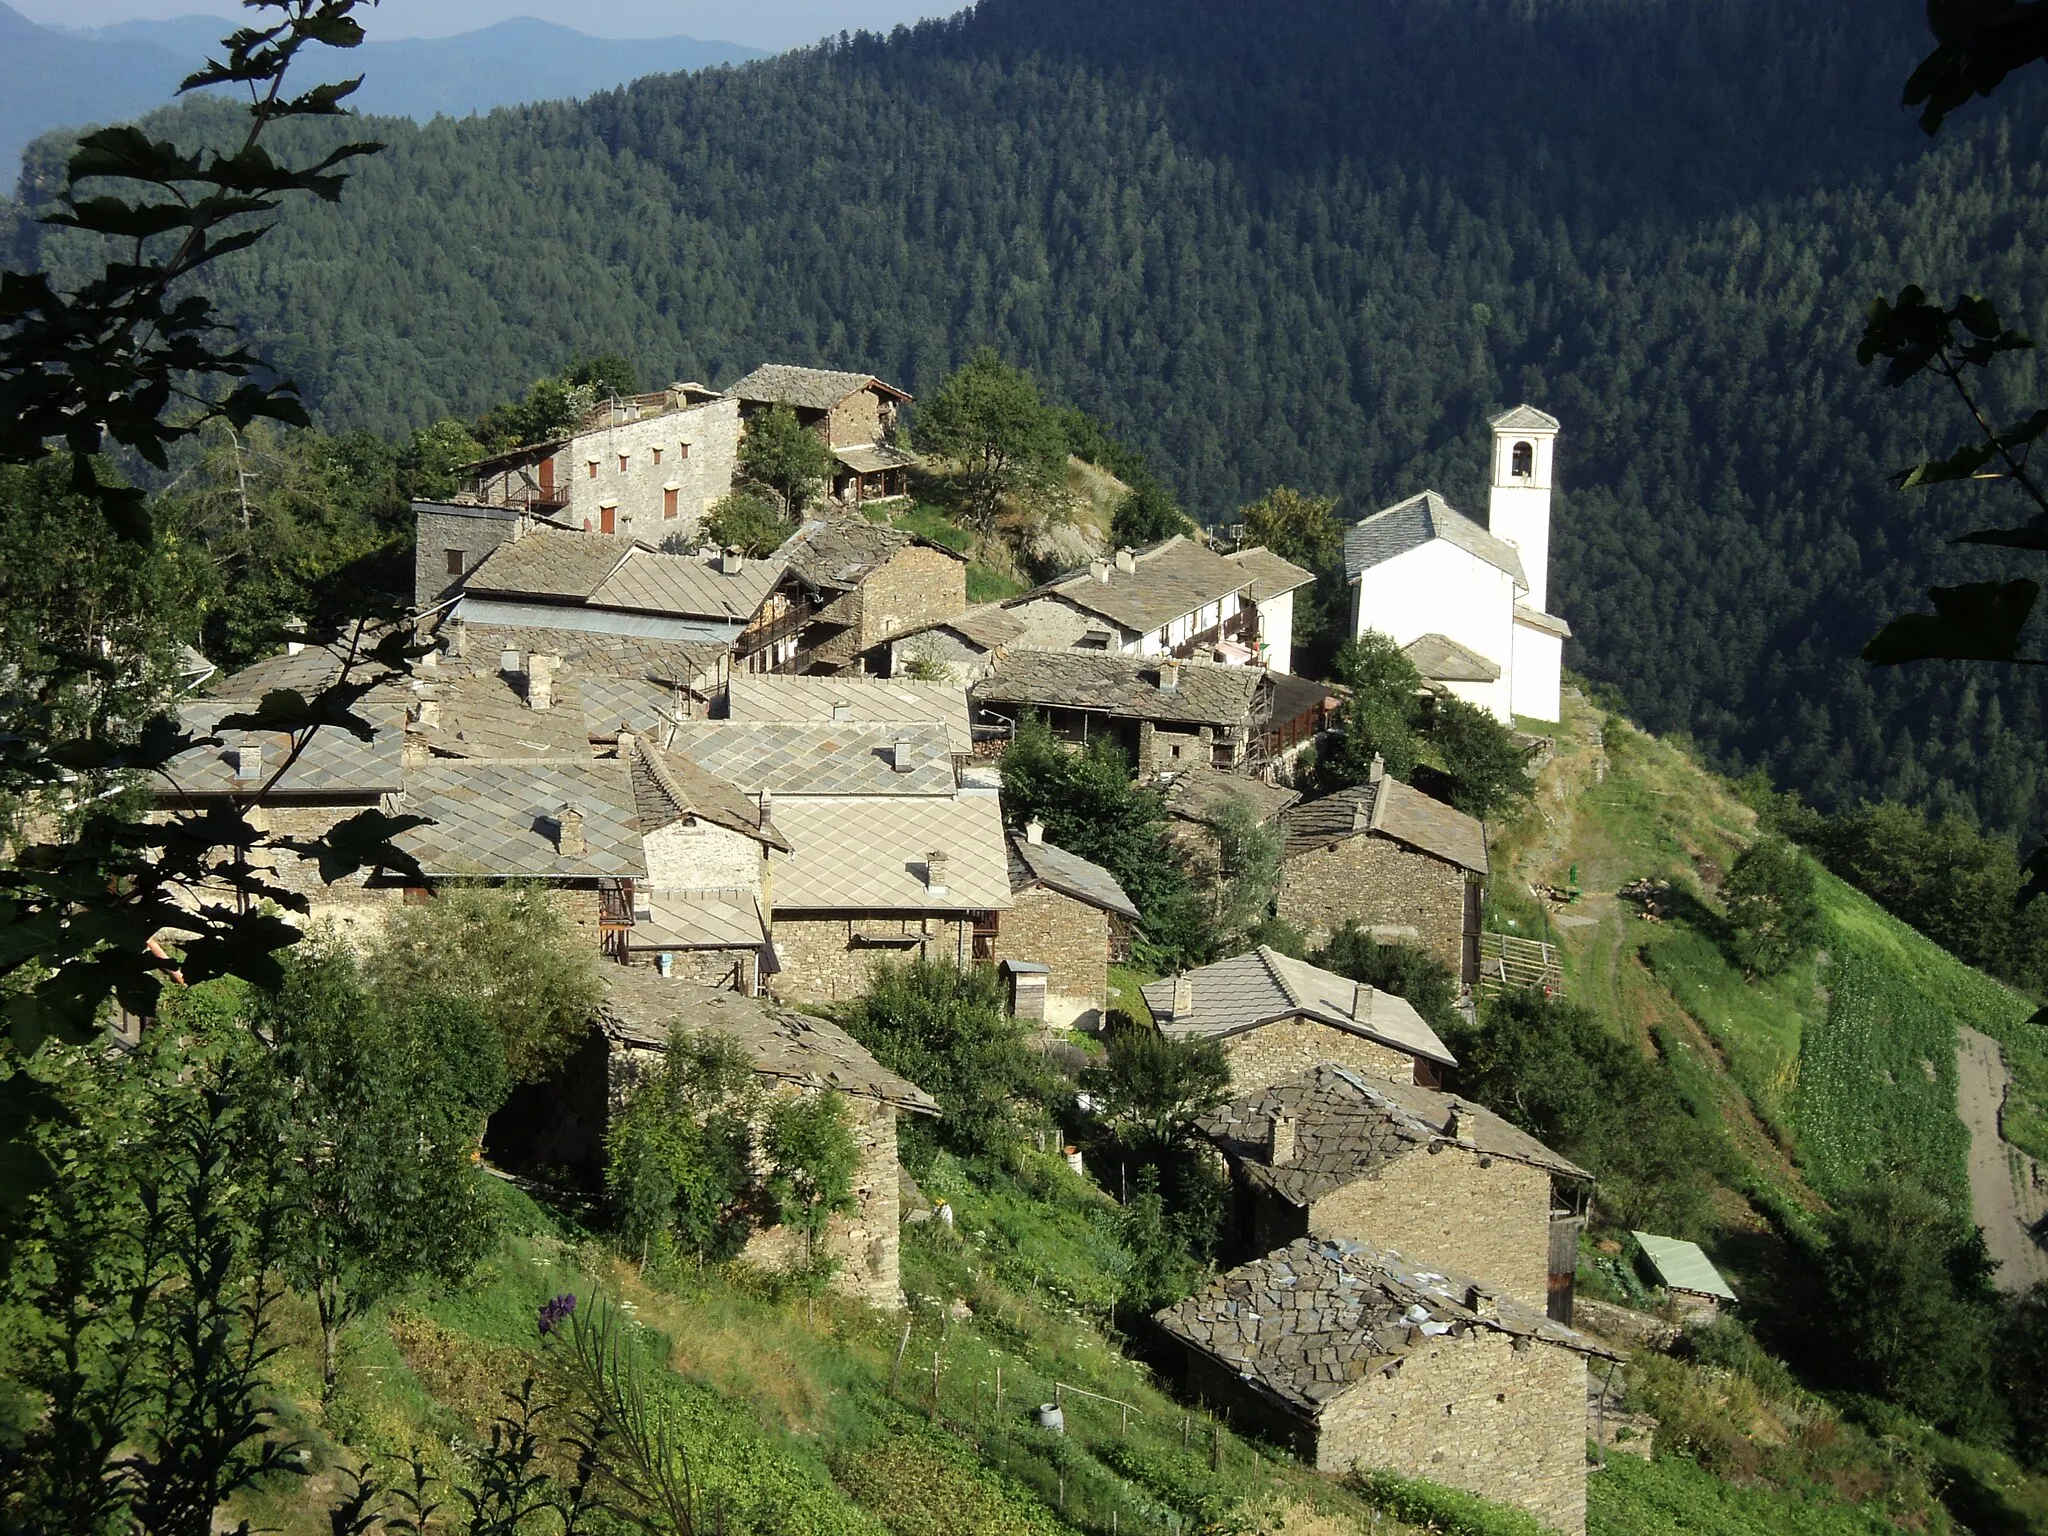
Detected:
left=600, top=505, right=616, bottom=534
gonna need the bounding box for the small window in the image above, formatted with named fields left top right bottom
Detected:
left=618, top=453, right=630, bottom=473
left=663, top=487, right=678, bottom=519
left=444, top=548, right=465, bottom=576
left=679, top=442, right=690, bottom=459
left=587, top=461, right=598, bottom=480
left=1512, top=440, right=1534, bottom=478
left=652, top=446, right=663, bottom=465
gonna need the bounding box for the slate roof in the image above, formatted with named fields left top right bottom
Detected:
left=1222, top=546, right=1317, bottom=601
left=767, top=794, right=1012, bottom=912
left=887, top=602, right=1026, bottom=651
left=397, top=758, right=645, bottom=880
left=1008, top=835, right=1141, bottom=922
left=1142, top=947, right=1456, bottom=1068
left=625, top=893, right=767, bottom=951
left=433, top=624, right=728, bottom=738
left=1402, top=633, right=1502, bottom=685
left=1154, top=1237, right=1617, bottom=1420
left=833, top=443, right=921, bottom=475
left=601, top=973, right=938, bottom=1114
left=782, top=516, right=964, bottom=597
left=201, top=641, right=364, bottom=703
left=1160, top=764, right=1300, bottom=827
left=727, top=364, right=912, bottom=410
left=1512, top=604, right=1572, bottom=639
left=665, top=721, right=957, bottom=796
left=1633, top=1232, right=1737, bottom=1301
left=1280, top=777, right=1489, bottom=875
left=1490, top=404, right=1562, bottom=433
left=413, top=675, right=592, bottom=760
left=463, top=529, right=784, bottom=622
left=1343, top=491, right=1527, bottom=589
left=726, top=675, right=972, bottom=752
left=161, top=701, right=404, bottom=800
left=1020, top=536, right=1255, bottom=635
left=629, top=737, right=789, bottom=851
left=1198, top=1064, right=1591, bottom=1207
left=974, top=652, right=1266, bottom=728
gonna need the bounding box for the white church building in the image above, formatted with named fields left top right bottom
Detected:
left=1343, top=405, right=1569, bottom=724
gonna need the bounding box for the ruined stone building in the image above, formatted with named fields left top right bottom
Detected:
left=1141, top=947, right=1457, bottom=1094
left=1153, top=1238, right=1618, bottom=1533
left=779, top=517, right=969, bottom=673
left=1197, top=1064, right=1593, bottom=1318
left=880, top=603, right=1026, bottom=686
left=728, top=364, right=917, bottom=505
left=989, top=820, right=1140, bottom=1029
left=1276, top=759, right=1489, bottom=983
left=972, top=651, right=1271, bottom=776
left=1158, top=764, right=1300, bottom=880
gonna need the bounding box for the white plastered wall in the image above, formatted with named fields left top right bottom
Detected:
left=1257, top=589, right=1296, bottom=675
left=1352, top=540, right=1518, bottom=722
left=1509, top=620, right=1563, bottom=723
left=566, top=397, right=740, bottom=546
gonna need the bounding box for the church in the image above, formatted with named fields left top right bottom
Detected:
left=1343, top=406, right=1568, bottom=725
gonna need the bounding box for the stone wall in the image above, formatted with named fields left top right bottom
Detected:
left=1221, top=1017, right=1418, bottom=1096
left=1277, top=834, right=1469, bottom=973
left=826, top=388, right=887, bottom=448
left=619, top=947, right=756, bottom=992
left=415, top=503, right=520, bottom=608
left=771, top=913, right=970, bottom=1005
left=857, top=546, right=968, bottom=650
left=1307, top=1148, right=1553, bottom=1311
left=1008, top=595, right=1118, bottom=651
left=739, top=1086, right=907, bottom=1308
left=643, top=819, right=764, bottom=892
left=990, top=885, right=1109, bottom=1028
left=567, top=397, right=740, bottom=545
left=888, top=628, right=997, bottom=686
left=1316, top=1328, right=1589, bottom=1534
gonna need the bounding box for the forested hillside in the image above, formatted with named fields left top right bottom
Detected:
left=13, top=0, right=2048, bottom=836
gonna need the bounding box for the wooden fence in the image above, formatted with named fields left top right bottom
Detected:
left=1476, top=931, right=1563, bottom=996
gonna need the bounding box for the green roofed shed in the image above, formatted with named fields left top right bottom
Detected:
left=1632, top=1231, right=1736, bottom=1303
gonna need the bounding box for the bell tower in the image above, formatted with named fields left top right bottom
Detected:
left=1486, top=405, right=1560, bottom=612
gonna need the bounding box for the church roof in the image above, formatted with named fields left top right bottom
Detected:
left=1344, top=491, right=1527, bottom=589
left=1402, top=633, right=1502, bottom=685
left=1489, top=404, right=1562, bottom=433
left=1513, top=604, right=1572, bottom=639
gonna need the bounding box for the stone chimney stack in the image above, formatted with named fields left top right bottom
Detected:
left=233, top=740, right=263, bottom=783
left=1158, top=659, right=1181, bottom=693
left=1351, top=982, right=1374, bottom=1022
left=832, top=699, right=854, bottom=723
left=1089, top=558, right=1110, bottom=584
left=555, top=804, right=586, bottom=857
left=499, top=647, right=523, bottom=682
left=1368, top=752, right=1386, bottom=785
left=925, top=850, right=950, bottom=898
left=757, top=788, right=773, bottom=824
left=721, top=545, right=746, bottom=575
left=1465, top=1283, right=1498, bottom=1319
left=1171, top=974, right=1194, bottom=1019
left=1115, top=547, right=1137, bottom=573
left=893, top=737, right=916, bottom=773
left=1446, top=1103, right=1468, bottom=1141
left=525, top=653, right=560, bottom=711
left=411, top=699, right=441, bottom=730
left=1025, top=819, right=1045, bottom=845
left=1267, top=1114, right=1297, bottom=1167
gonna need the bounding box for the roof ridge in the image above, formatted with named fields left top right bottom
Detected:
left=633, top=737, right=692, bottom=821
left=1260, top=946, right=1307, bottom=1012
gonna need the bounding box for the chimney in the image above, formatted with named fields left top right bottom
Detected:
left=285, top=639, right=305, bottom=658
left=411, top=699, right=441, bottom=730
left=655, top=951, right=674, bottom=978
left=757, top=788, right=773, bottom=823
left=925, top=850, right=950, bottom=898
left=892, top=737, right=917, bottom=773
left=1351, top=981, right=1374, bottom=1022
left=721, top=545, right=746, bottom=575
left=832, top=699, right=854, bottom=723
left=1464, top=1284, right=1497, bottom=1319
left=525, top=653, right=560, bottom=711
left=1446, top=1103, right=1470, bottom=1142
left=1025, top=818, right=1045, bottom=845
left=499, top=647, right=523, bottom=680
left=1115, top=547, right=1137, bottom=573
left=1267, top=1114, right=1297, bottom=1167
left=1368, top=752, right=1386, bottom=785
left=1158, top=659, right=1181, bottom=693
left=1089, top=558, right=1110, bottom=584
left=232, top=741, right=263, bottom=783
left=1171, top=974, right=1194, bottom=1020
left=445, top=619, right=466, bottom=659
left=555, top=805, right=586, bottom=857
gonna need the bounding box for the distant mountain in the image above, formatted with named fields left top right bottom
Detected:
left=0, top=5, right=764, bottom=181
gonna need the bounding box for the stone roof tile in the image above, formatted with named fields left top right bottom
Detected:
left=1142, top=948, right=1455, bottom=1067
left=973, top=652, right=1265, bottom=728
left=1343, top=491, right=1527, bottom=588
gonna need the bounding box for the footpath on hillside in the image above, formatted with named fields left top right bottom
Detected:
left=1958, top=1026, right=2048, bottom=1291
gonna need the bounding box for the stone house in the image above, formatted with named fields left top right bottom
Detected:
left=1153, top=1237, right=1618, bottom=1533
left=1141, top=947, right=1457, bottom=1093
left=990, top=820, right=1141, bottom=1029
left=1277, top=759, right=1489, bottom=983
left=511, top=973, right=939, bottom=1308
left=1220, top=546, right=1318, bottom=676
left=1158, top=764, right=1300, bottom=880
left=972, top=651, right=1271, bottom=776
left=881, top=603, right=1026, bottom=685
left=1197, top=1064, right=1593, bottom=1317
left=728, top=364, right=917, bottom=505
left=451, top=384, right=740, bottom=545
left=780, top=517, right=969, bottom=673
left=763, top=791, right=1013, bottom=1005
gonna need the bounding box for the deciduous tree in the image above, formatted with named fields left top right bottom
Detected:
left=1722, top=837, right=1822, bottom=978
left=738, top=403, right=836, bottom=516
left=916, top=348, right=1067, bottom=531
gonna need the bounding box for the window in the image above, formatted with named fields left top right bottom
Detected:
left=444, top=548, right=465, bottom=576
left=663, top=487, right=678, bottom=519
left=618, top=453, right=630, bottom=473
left=1512, top=440, right=1534, bottom=478
left=678, top=442, right=690, bottom=459
left=600, top=503, right=617, bottom=534
left=587, top=461, right=597, bottom=480
left=652, top=446, right=663, bottom=465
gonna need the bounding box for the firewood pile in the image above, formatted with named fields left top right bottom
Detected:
left=1619, top=877, right=1674, bottom=922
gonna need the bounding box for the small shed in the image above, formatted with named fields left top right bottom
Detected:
left=1001, top=958, right=1051, bottom=1021
left=1631, top=1231, right=1736, bottom=1321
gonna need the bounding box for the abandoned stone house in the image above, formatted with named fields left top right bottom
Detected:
left=881, top=603, right=1026, bottom=686
left=496, top=972, right=939, bottom=1309
left=1002, top=535, right=1310, bottom=670
left=972, top=651, right=1271, bottom=777
left=988, top=820, right=1140, bottom=1029
left=1140, top=947, right=1457, bottom=1094
left=446, top=383, right=739, bottom=543
left=728, top=364, right=918, bottom=505
left=1196, top=1064, right=1593, bottom=1318
left=1153, top=1237, right=1618, bottom=1534
left=1158, top=763, right=1301, bottom=880
left=1276, top=759, right=1490, bottom=984
left=778, top=517, right=969, bottom=673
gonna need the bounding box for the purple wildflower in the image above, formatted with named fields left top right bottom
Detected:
left=537, top=1293, right=578, bottom=1338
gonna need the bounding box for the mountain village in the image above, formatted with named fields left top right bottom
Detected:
left=142, top=363, right=1649, bottom=1533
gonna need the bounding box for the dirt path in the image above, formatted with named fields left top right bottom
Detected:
left=1957, top=1026, right=2048, bottom=1292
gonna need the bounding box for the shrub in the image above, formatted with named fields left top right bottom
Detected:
left=703, top=489, right=791, bottom=556
left=1722, top=837, right=1821, bottom=978
left=606, top=1030, right=759, bottom=1268
left=1310, top=923, right=1461, bottom=1038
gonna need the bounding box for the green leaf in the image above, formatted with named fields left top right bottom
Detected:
left=1862, top=579, right=2040, bottom=664
left=1955, top=519, right=2048, bottom=551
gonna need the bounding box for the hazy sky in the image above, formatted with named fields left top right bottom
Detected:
left=10, top=1, right=966, bottom=48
